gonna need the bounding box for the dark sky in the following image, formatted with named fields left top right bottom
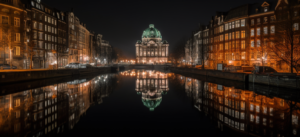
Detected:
left=42, top=0, right=267, bottom=58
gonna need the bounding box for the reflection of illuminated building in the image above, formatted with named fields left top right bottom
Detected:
left=135, top=70, right=169, bottom=111
left=120, top=70, right=136, bottom=77
left=0, top=74, right=117, bottom=136
left=181, top=76, right=300, bottom=137
left=91, top=74, right=115, bottom=105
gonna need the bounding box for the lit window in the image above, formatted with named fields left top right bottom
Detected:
left=264, top=27, right=268, bottom=35
left=251, top=19, right=254, bottom=26
left=250, top=103, right=254, bottom=111
left=236, top=31, right=240, bottom=38
left=15, top=111, right=20, bottom=118
left=293, top=23, right=299, bottom=31
left=257, top=18, right=260, bottom=24
left=264, top=7, right=268, bottom=12
left=270, top=108, right=273, bottom=116
left=263, top=107, right=267, bottom=114
left=251, top=40, right=255, bottom=47
left=240, top=112, right=245, bottom=119
left=251, top=29, right=254, bottom=36
left=33, top=22, right=37, bottom=29
left=15, top=99, right=20, bottom=107
left=256, top=105, right=260, bottom=112
left=241, top=31, right=245, bottom=38
left=2, top=16, right=8, bottom=24
left=250, top=114, right=254, bottom=122
left=39, top=23, right=43, bottom=30
left=241, top=52, right=245, bottom=59
left=241, top=19, right=245, bottom=27
left=257, top=28, right=260, bottom=36
left=235, top=20, right=240, bottom=28
left=15, top=46, right=20, bottom=55
left=15, top=33, right=20, bottom=42
left=271, top=26, right=275, bottom=34
left=257, top=39, right=261, bottom=47
left=264, top=17, right=268, bottom=23
left=14, top=18, right=20, bottom=27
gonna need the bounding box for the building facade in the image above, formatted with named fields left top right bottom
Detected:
left=136, top=24, right=169, bottom=64
left=0, top=0, right=113, bottom=69
left=0, top=0, right=26, bottom=69
left=184, top=0, right=300, bottom=72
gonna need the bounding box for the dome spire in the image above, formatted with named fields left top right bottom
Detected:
left=149, top=24, right=154, bottom=28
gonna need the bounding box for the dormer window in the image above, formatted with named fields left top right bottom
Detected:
left=264, top=7, right=268, bottom=12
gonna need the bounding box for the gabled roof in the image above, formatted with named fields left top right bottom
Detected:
left=224, top=4, right=249, bottom=21
left=249, top=1, right=277, bottom=15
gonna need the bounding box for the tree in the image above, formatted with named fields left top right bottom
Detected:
left=24, top=41, right=37, bottom=69
left=0, top=28, right=12, bottom=69
left=171, top=37, right=186, bottom=66
left=111, top=47, right=125, bottom=63
left=269, top=1, right=300, bottom=73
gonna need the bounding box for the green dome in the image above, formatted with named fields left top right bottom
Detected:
left=142, top=24, right=162, bottom=39
left=142, top=98, right=162, bottom=111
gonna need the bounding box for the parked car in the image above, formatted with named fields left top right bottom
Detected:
left=80, top=64, right=93, bottom=68
left=224, top=65, right=242, bottom=72
left=253, top=66, right=277, bottom=74
left=241, top=66, right=254, bottom=72
left=65, top=63, right=80, bottom=69
left=0, top=64, right=17, bottom=70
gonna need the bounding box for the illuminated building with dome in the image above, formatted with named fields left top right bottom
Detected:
left=135, top=24, right=169, bottom=64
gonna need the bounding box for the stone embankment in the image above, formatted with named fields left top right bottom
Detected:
left=170, top=67, right=300, bottom=89
left=170, top=67, right=247, bottom=81
left=0, top=67, right=111, bottom=83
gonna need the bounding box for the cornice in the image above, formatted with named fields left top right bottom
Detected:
left=0, top=3, right=25, bottom=12
left=249, top=11, right=274, bottom=18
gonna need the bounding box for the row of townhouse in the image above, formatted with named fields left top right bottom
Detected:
left=178, top=75, right=300, bottom=136
left=0, top=0, right=112, bottom=69
left=0, top=73, right=116, bottom=136
left=185, top=0, right=300, bottom=72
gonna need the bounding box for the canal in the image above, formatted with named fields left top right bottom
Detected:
left=0, top=70, right=299, bottom=137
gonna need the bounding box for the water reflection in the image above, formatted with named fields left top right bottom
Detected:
left=175, top=75, right=300, bottom=137
left=0, top=74, right=118, bottom=137
left=121, top=70, right=169, bottom=111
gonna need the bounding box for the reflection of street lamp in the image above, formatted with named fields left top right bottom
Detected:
left=95, top=57, right=98, bottom=67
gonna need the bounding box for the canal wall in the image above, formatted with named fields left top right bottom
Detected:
left=249, top=74, right=300, bottom=89
left=170, top=67, right=247, bottom=82
left=170, top=67, right=300, bottom=89
left=0, top=67, right=111, bottom=84
left=118, top=64, right=171, bottom=70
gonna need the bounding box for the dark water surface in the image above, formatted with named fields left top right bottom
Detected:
left=0, top=70, right=299, bottom=137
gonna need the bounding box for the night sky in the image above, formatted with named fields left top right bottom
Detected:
left=43, top=0, right=268, bottom=58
